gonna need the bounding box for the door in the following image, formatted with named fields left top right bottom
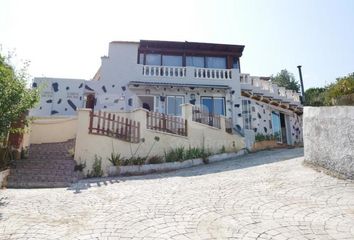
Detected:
left=138, top=96, right=154, bottom=111
left=280, top=113, right=287, bottom=144
left=272, top=111, right=282, bottom=142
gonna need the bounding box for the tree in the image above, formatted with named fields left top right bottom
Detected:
left=324, top=73, right=354, bottom=105
left=304, top=87, right=326, bottom=106
left=0, top=53, right=39, bottom=145
left=271, top=69, right=300, bottom=92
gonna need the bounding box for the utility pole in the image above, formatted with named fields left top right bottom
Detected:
left=297, top=65, right=305, bottom=104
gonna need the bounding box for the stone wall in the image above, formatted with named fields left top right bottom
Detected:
left=304, top=106, right=354, bottom=179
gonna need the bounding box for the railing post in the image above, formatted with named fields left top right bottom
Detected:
left=185, top=119, right=188, bottom=136
left=125, top=118, right=129, bottom=141
left=89, top=110, right=93, bottom=133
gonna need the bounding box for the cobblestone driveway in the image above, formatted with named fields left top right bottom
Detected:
left=1, top=148, right=354, bottom=240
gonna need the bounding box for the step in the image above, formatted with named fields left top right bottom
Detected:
left=7, top=175, right=78, bottom=183
left=7, top=181, right=72, bottom=188
left=13, top=159, right=76, bottom=165
left=10, top=169, right=78, bottom=177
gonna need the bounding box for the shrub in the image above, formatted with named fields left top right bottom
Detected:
left=147, top=155, right=164, bottom=164
left=87, top=155, right=103, bottom=178
left=255, top=133, right=277, bottom=142
left=219, top=145, right=226, bottom=154
left=108, top=152, right=125, bottom=166
left=185, top=147, right=203, bottom=159
left=74, top=161, right=86, bottom=172
left=68, top=147, right=75, bottom=158
left=164, top=147, right=185, bottom=162
left=201, top=148, right=212, bottom=164
left=126, top=156, right=146, bottom=165
left=164, top=146, right=212, bottom=162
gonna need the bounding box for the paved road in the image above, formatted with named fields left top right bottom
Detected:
left=1, top=148, right=354, bottom=240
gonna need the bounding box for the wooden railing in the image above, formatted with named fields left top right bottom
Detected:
left=89, top=110, right=140, bottom=143
left=225, top=118, right=233, bottom=134
left=146, top=112, right=187, bottom=137
left=192, top=106, right=221, bottom=129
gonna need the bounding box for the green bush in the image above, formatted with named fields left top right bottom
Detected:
left=164, top=148, right=182, bottom=162
left=147, top=155, right=164, bottom=164
left=255, top=133, right=277, bottom=142
left=108, top=152, right=125, bottom=166
left=74, top=161, right=86, bottom=172
left=124, top=156, right=146, bottom=165
left=164, top=146, right=212, bottom=162
left=87, top=155, right=103, bottom=178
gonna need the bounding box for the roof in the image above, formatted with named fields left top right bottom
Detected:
left=128, top=81, right=230, bottom=89
left=110, top=40, right=139, bottom=44
left=139, top=40, right=245, bottom=57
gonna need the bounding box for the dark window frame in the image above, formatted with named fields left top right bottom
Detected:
left=200, top=96, right=226, bottom=116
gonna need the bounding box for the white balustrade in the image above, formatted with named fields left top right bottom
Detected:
left=240, top=74, right=252, bottom=84
left=194, top=68, right=232, bottom=80
left=142, top=65, right=186, bottom=78
left=278, top=87, right=287, bottom=97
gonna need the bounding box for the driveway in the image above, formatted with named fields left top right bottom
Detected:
left=1, top=148, right=353, bottom=239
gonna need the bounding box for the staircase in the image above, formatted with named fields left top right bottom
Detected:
left=7, top=139, right=81, bottom=188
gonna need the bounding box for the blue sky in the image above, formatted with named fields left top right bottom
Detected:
left=1, top=0, right=353, bottom=89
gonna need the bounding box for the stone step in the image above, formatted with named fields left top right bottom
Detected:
left=6, top=181, right=72, bottom=188
left=14, top=159, right=76, bottom=164
left=10, top=168, right=78, bottom=176
left=7, top=139, right=80, bottom=188
left=7, top=174, right=78, bottom=183
left=27, top=154, right=73, bottom=159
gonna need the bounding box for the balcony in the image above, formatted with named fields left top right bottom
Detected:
left=240, top=74, right=301, bottom=105
left=139, top=65, right=236, bottom=85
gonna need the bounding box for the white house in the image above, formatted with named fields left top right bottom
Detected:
left=30, top=40, right=303, bottom=148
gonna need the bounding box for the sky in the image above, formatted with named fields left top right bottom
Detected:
left=1, top=0, right=353, bottom=89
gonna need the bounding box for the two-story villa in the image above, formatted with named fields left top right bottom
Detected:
left=30, top=40, right=303, bottom=149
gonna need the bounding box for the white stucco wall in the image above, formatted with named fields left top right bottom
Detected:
left=74, top=105, right=245, bottom=176
left=28, top=117, right=78, bottom=144
left=304, top=106, right=354, bottom=179
left=241, top=97, right=303, bottom=146
left=30, top=78, right=86, bottom=117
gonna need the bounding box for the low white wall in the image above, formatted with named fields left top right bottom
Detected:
left=28, top=117, right=78, bottom=144
left=0, top=169, right=10, bottom=188
left=74, top=105, right=245, bottom=176
left=304, top=106, right=354, bottom=179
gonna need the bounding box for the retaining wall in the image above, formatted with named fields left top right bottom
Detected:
left=304, top=106, right=354, bottom=179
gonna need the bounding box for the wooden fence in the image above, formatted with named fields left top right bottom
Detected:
left=146, top=112, right=187, bottom=137
left=192, top=106, right=221, bottom=129
left=89, top=110, right=140, bottom=143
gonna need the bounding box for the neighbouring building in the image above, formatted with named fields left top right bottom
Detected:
left=30, top=40, right=303, bottom=149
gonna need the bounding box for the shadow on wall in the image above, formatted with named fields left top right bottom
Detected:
left=67, top=148, right=304, bottom=194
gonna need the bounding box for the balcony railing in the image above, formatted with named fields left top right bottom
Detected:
left=142, top=65, right=186, bottom=78
left=240, top=74, right=301, bottom=103
left=141, top=65, right=233, bottom=80
left=194, top=68, right=232, bottom=79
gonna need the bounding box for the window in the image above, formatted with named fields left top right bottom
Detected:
left=162, top=55, right=182, bottom=66
left=139, top=53, right=144, bottom=64
left=242, top=100, right=251, bottom=129
left=206, top=57, right=226, bottom=69
left=146, top=54, right=161, bottom=65
left=186, top=56, right=204, bottom=68
left=201, top=97, right=225, bottom=115
left=167, top=96, right=184, bottom=116
left=232, top=57, right=239, bottom=69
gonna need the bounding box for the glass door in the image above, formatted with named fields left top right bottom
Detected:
left=272, top=111, right=282, bottom=142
